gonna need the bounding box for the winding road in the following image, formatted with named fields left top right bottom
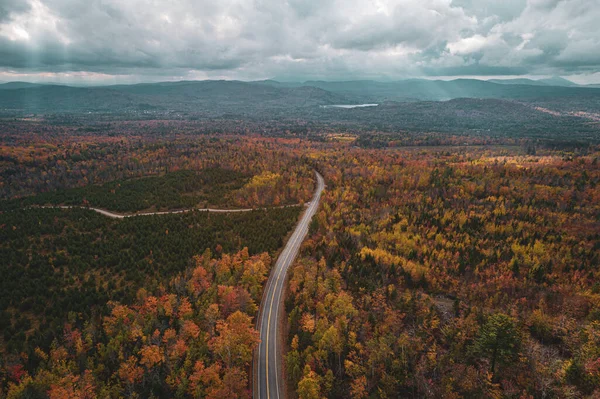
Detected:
left=32, top=172, right=326, bottom=399
left=34, top=204, right=301, bottom=219
left=255, top=171, right=325, bottom=399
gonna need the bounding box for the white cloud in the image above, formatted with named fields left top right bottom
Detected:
left=447, top=35, right=489, bottom=55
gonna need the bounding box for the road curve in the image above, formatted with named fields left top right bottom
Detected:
left=33, top=204, right=302, bottom=219
left=255, top=171, right=325, bottom=399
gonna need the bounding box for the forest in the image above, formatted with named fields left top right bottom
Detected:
left=1, top=122, right=599, bottom=398
left=0, top=130, right=315, bottom=397
left=0, top=168, right=251, bottom=212
left=2, top=248, right=269, bottom=398
left=286, top=145, right=600, bottom=398
left=1, top=80, right=600, bottom=142
left=0, top=206, right=300, bottom=356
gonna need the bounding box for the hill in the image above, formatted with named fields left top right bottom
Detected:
left=0, top=79, right=599, bottom=140
left=314, top=98, right=599, bottom=139
left=488, top=78, right=549, bottom=86
left=537, top=76, right=579, bottom=87
left=297, top=78, right=600, bottom=102
left=0, top=80, right=352, bottom=115
left=2, top=78, right=600, bottom=114
left=488, top=77, right=579, bottom=87
left=0, top=82, right=50, bottom=90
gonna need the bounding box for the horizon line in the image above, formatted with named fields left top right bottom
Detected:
left=0, top=75, right=595, bottom=88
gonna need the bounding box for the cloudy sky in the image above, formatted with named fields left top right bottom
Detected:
left=0, top=0, right=599, bottom=84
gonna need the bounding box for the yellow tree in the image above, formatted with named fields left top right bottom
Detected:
left=209, top=311, right=259, bottom=368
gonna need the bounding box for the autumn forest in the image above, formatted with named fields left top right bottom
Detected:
left=1, top=119, right=599, bottom=399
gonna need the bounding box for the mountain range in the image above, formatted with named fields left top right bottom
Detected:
left=1, top=77, right=599, bottom=112
left=0, top=78, right=599, bottom=140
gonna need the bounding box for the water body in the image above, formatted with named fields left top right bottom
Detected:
left=321, top=104, right=378, bottom=109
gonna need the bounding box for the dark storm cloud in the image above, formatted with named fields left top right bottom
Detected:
left=0, top=0, right=30, bottom=22
left=0, top=0, right=599, bottom=82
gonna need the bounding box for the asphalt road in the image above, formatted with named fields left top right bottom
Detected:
left=255, top=171, right=325, bottom=399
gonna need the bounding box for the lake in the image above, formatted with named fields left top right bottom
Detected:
left=321, top=104, right=378, bottom=109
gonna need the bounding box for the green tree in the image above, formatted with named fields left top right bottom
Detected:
left=472, top=313, right=520, bottom=377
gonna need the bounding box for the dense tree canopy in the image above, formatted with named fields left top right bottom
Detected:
left=1, top=125, right=599, bottom=398
left=286, top=144, right=600, bottom=398
left=2, top=249, right=265, bottom=398
left=1, top=168, right=251, bottom=212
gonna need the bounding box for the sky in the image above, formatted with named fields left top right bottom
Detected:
left=0, top=0, right=599, bottom=85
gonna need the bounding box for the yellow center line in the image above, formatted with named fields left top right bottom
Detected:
left=260, top=173, right=323, bottom=399
left=266, top=235, right=296, bottom=399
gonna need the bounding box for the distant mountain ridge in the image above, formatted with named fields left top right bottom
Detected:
left=0, top=82, right=54, bottom=90
left=488, top=78, right=549, bottom=86
left=0, top=78, right=599, bottom=116
left=538, top=77, right=580, bottom=87
left=488, top=77, right=579, bottom=87
left=0, top=80, right=353, bottom=114
left=258, top=78, right=597, bottom=102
